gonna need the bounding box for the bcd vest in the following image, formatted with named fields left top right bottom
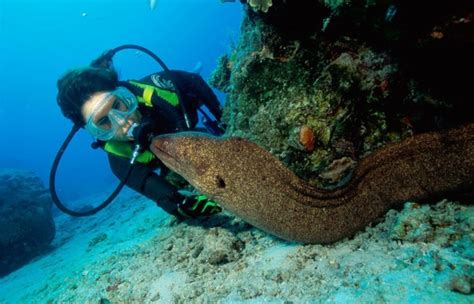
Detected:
left=103, top=80, right=180, bottom=164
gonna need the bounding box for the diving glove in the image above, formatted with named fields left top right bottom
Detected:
left=177, top=194, right=222, bottom=218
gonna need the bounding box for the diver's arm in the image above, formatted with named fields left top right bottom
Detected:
left=171, top=71, right=222, bottom=121
left=107, top=153, right=182, bottom=216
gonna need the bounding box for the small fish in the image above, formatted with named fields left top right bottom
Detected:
left=149, top=0, right=157, bottom=11
left=385, top=5, right=397, bottom=22
left=192, top=61, right=203, bottom=74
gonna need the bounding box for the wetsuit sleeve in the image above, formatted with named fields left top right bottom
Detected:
left=107, top=153, right=183, bottom=216
left=169, top=71, right=223, bottom=121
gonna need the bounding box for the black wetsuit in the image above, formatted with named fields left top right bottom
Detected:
left=106, top=70, right=222, bottom=216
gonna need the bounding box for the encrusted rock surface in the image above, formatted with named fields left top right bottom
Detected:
left=211, top=0, right=473, bottom=188
left=0, top=169, right=55, bottom=277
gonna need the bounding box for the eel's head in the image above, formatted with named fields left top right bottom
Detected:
left=151, top=132, right=247, bottom=199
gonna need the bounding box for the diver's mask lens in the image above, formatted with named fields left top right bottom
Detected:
left=85, top=87, right=138, bottom=140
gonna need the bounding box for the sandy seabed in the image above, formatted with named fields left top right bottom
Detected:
left=0, top=189, right=472, bottom=303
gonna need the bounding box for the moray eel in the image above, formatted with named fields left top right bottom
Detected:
left=151, top=123, right=474, bottom=244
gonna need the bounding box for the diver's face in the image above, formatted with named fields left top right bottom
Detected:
left=81, top=90, right=141, bottom=141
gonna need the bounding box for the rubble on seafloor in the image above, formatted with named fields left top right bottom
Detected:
left=0, top=189, right=471, bottom=303
left=1, top=196, right=470, bottom=303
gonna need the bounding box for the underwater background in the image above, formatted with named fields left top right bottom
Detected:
left=1, top=0, right=473, bottom=303
left=0, top=0, right=241, bottom=201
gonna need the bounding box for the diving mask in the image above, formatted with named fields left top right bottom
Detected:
left=85, top=87, right=138, bottom=140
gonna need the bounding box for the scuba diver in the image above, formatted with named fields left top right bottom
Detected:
left=53, top=45, right=224, bottom=219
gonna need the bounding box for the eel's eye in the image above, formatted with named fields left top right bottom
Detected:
left=215, top=175, right=226, bottom=188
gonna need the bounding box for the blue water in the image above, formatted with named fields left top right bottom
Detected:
left=0, top=0, right=242, bottom=201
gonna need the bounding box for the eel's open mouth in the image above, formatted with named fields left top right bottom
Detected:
left=151, top=138, right=181, bottom=169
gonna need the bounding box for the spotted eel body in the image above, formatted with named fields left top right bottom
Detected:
left=151, top=123, right=474, bottom=243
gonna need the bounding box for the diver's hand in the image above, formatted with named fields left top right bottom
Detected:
left=177, top=194, right=222, bottom=218
left=202, top=117, right=226, bottom=136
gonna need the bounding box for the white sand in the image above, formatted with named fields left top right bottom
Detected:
left=0, top=190, right=472, bottom=303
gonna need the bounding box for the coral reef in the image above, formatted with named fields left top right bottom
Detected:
left=211, top=0, right=473, bottom=188
left=247, top=0, right=272, bottom=13
left=0, top=169, right=56, bottom=277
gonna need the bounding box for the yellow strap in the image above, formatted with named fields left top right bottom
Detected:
left=104, top=141, right=156, bottom=164
left=129, top=80, right=179, bottom=107
left=136, top=96, right=150, bottom=107
left=143, top=87, right=154, bottom=106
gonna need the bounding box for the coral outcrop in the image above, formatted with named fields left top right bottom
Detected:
left=211, top=0, right=473, bottom=188
left=247, top=0, right=272, bottom=13
left=0, top=169, right=55, bottom=277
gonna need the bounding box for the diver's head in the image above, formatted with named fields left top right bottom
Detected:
left=81, top=87, right=141, bottom=141
left=56, top=66, right=140, bottom=141
left=57, top=66, right=118, bottom=127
